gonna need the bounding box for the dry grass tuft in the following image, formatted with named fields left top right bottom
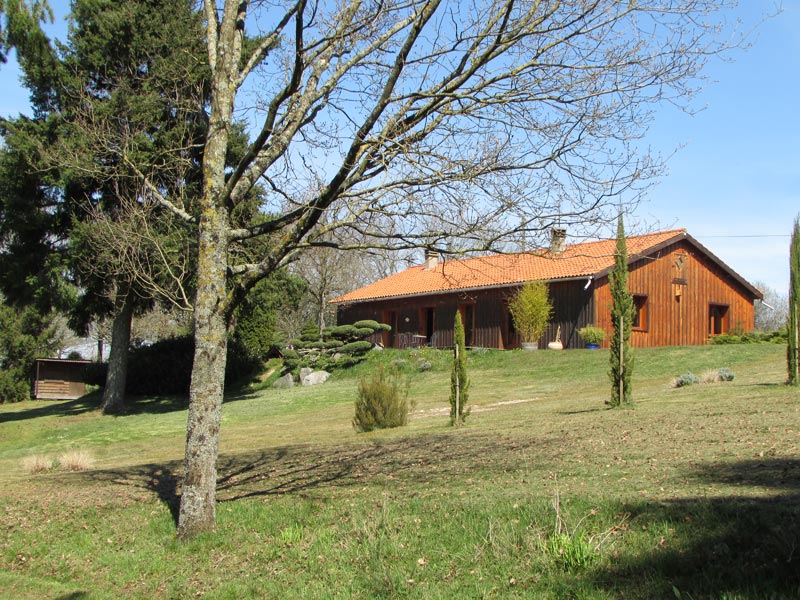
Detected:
left=57, top=449, right=94, bottom=472
left=22, top=454, right=55, bottom=474
left=700, top=369, right=722, bottom=384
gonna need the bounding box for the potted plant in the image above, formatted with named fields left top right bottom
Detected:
left=577, top=325, right=606, bottom=349
left=508, top=281, right=553, bottom=350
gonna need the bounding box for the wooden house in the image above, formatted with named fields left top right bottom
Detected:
left=32, top=358, right=91, bottom=400
left=331, top=229, right=763, bottom=349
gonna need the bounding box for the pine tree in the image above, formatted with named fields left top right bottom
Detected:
left=608, top=215, right=634, bottom=406
left=788, top=216, right=799, bottom=385
left=450, top=311, right=470, bottom=426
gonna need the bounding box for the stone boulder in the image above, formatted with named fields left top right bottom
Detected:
left=272, top=373, right=295, bottom=389
left=301, top=370, right=331, bottom=386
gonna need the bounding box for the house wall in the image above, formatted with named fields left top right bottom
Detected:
left=592, top=239, right=757, bottom=347
left=336, top=280, right=594, bottom=350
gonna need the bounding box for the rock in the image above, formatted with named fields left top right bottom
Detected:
left=299, top=367, right=313, bottom=381
left=302, top=370, right=330, bottom=386
left=272, top=373, right=295, bottom=389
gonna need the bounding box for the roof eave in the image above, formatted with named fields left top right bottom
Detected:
left=331, top=274, right=596, bottom=306
left=593, top=231, right=762, bottom=299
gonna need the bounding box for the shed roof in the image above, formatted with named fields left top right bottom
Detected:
left=331, top=229, right=762, bottom=304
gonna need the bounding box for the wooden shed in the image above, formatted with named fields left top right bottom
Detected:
left=331, top=229, right=763, bottom=350
left=33, top=358, right=92, bottom=400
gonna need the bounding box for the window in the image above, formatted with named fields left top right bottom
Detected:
left=708, top=304, right=729, bottom=336
left=632, top=295, right=649, bottom=331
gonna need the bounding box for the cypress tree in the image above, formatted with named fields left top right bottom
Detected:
left=788, top=216, right=800, bottom=385
left=450, top=311, right=470, bottom=425
left=608, top=215, right=634, bottom=406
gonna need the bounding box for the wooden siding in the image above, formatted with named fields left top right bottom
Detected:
left=33, top=359, right=90, bottom=400
left=336, top=281, right=594, bottom=350
left=592, top=239, right=757, bottom=347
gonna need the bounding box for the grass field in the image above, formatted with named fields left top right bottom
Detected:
left=1, top=344, right=798, bottom=599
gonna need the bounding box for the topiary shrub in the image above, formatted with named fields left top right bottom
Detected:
left=285, top=320, right=390, bottom=374
left=353, top=365, right=414, bottom=432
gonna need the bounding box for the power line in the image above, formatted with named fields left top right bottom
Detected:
left=695, top=234, right=790, bottom=239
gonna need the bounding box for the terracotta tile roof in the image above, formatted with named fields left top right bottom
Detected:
left=332, top=229, right=687, bottom=304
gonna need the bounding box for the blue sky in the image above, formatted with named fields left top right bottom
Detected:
left=1, top=1, right=797, bottom=294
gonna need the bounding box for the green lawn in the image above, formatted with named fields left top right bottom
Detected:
left=1, top=344, right=798, bottom=599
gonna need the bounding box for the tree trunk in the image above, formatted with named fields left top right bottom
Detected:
left=101, top=292, right=134, bottom=414
left=176, top=9, right=238, bottom=535
left=96, top=327, right=104, bottom=362
left=176, top=211, right=229, bottom=539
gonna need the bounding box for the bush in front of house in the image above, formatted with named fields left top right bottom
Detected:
left=284, top=320, right=390, bottom=374
left=577, top=325, right=606, bottom=346
left=353, top=365, right=413, bottom=432
left=708, top=329, right=787, bottom=345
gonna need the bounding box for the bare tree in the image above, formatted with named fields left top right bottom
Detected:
left=123, top=0, right=744, bottom=538
left=753, top=280, right=789, bottom=333
left=290, top=241, right=379, bottom=334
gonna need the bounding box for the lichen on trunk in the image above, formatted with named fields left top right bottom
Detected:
left=176, top=209, right=229, bottom=540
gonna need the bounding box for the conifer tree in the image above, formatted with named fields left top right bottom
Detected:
left=788, top=216, right=800, bottom=385
left=450, top=311, right=470, bottom=425
left=609, top=215, right=634, bottom=406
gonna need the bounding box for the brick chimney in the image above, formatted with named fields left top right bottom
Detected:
left=423, top=249, right=439, bottom=270
left=550, top=228, right=567, bottom=254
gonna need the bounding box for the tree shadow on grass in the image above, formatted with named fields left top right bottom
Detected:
left=70, top=461, right=183, bottom=525
left=593, top=458, right=800, bottom=599
left=0, top=395, right=102, bottom=424
left=0, top=387, right=261, bottom=423
left=75, top=430, right=554, bottom=525
left=213, top=431, right=554, bottom=503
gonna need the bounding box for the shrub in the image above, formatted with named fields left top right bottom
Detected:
left=700, top=367, right=735, bottom=383
left=717, top=367, right=735, bottom=382
left=88, top=335, right=264, bottom=398
left=708, top=330, right=787, bottom=345
left=353, top=366, right=413, bottom=432
left=22, top=454, right=55, bottom=474
left=577, top=325, right=606, bottom=345
left=672, top=372, right=700, bottom=388
left=285, top=320, right=390, bottom=374
left=0, top=369, right=31, bottom=404
left=507, top=281, right=552, bottom=344
left=57, top=450, right=94, bottom=472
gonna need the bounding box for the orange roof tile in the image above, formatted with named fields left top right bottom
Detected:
left=332, top=229, right=687, bottom=304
